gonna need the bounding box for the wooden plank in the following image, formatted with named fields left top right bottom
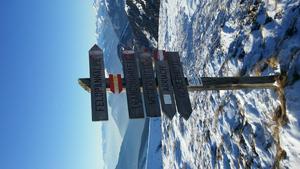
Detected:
left=89, top=45, right=108, bottom=121
left=154, top=53, right=176, bottom=119
left=166, top=52, right=192, bottom=120
left=122, top=50, right=144, bottom=118
left=138, top=52, right=161, bottom=117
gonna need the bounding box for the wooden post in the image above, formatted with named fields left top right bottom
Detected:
left=79, top=75, right=278, bottom=92
left=187, top=76, right=278, bottom=91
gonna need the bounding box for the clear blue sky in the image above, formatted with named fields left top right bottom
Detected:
left=0, top=0, right=101, bottom=168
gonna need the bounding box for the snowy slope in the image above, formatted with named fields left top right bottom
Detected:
left=115, top=119, right=145, bottom=169
left=159, top=0, right=300, bottom=168
left=125, top=0, right=160, bottom=48
left=146, top=118, right=163, bottom=169
left=94, top=1, right=147, bottom=169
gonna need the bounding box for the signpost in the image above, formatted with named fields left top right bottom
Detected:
left=80, top=45, right=280, bottom=121
left=89, top=45, right=108, bottom=121
left=122, top=50, right=145, bottom=118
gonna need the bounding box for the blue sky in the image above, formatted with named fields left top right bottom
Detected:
left=0, top=0, right=101, bottom=168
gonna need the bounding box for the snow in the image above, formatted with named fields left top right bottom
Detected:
left=115, top=119, right=146, bottom=169
left=146, top=118, right=163, bottom=169
left=281, top=80, right=300, bottom=168
left=93, top=0, right=300, bottom=168
left=159, top=0, right=300, bottom=168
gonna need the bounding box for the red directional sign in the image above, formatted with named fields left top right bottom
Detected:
left=109, top=74, right=123, bottom=93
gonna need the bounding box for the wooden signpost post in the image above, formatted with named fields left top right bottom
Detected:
left=79, top=45, right=279, bottom=121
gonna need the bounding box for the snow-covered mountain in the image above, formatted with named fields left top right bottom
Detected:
left=125, top=0, right=160, bottom=48
left=94, top=0, right=300, bottom=168
left=93, top=0, right=161, bottom=169
left=94, top=1, right=132, bottom=169
left=159, top=0, right=300, bottom=168
left=115, top=119, right=146, bottom=169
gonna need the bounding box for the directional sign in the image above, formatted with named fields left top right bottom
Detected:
left=166, top=52, right=192, bottom=120
left=122, top=50, right=144, bottom=118
left=139, top=52, right=161, bottom=117
left=109, top=74, right=123, bottom=93
left=154, top=50, right=176, bottom=119
left=89, top=45, right=108, bottom=121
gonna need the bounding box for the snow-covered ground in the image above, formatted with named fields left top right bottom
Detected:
left=159, top=0, right=300, bottom=168
left=146, top=118, right=163, bottom=169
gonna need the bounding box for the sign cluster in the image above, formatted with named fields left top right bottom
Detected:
left=88, top=44, right=192, bottom=121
